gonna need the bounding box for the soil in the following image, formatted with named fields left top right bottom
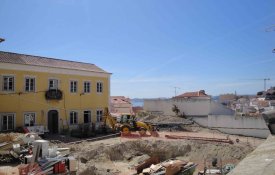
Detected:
left=0, top=126, right=265, bottom=175
left=61, top=128, right=264, bottom=175
left=137, top=114, right=189, bottom=124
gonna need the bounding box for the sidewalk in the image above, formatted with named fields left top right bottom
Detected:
left=229, top=135, right=275, bottom=175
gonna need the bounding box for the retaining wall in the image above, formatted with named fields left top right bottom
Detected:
left=144, top=99, right=270, bottom=138
left=191, top=115, right=270, bottom=138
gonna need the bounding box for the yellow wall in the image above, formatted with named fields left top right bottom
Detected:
left=0, top=68, right=110, bottom=132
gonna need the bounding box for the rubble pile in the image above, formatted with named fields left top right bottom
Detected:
left=72, top=139, right=254, bottom=175
left=138, top=115, right=188, bottom=124
left=0, top=133, right=32, bottom=163
left=0, top=133, right=76, bottom=175
left=0, top=132, right=25, bottom=143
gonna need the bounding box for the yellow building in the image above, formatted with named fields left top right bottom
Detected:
left=0, top=51, right=111, bottom=133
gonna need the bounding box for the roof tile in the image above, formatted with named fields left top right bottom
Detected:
left=174, top=90, right=209, bottom=98
left=0, top=51, right=109, bottom=73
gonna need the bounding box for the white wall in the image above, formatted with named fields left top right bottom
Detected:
left=144, top=99, right=270, bottom=138
left=210, top=101, right=234, bottom=115
left=144, top=99, right=210, bottom=116
left=144, top=98, right=233, bottom=116
left=190, top=115, right=269, bottom=138
left=208, top=115, right=270, bottom=138
left=110, top=103, right=133, bottom=114
left=191, top=116, right=208, bottom=126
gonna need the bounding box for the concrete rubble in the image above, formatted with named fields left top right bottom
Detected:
left=0, top=132, right=76, bottom=175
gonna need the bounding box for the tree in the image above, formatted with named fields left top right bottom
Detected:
left=172, top=104, right=180, bottom=116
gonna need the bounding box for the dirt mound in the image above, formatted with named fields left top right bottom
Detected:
left=73, top=139, right=254, bottom=175
left=138, top=115, right=188, bottom=124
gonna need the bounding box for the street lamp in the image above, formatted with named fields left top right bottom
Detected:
left=0, top=38, right=5, bottom=43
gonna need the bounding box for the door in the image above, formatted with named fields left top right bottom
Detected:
left=48, top=110, right=59, bottom=134
left=2, top=114, right=14, bottom=131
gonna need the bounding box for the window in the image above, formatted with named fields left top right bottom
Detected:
left=70, top=81, right=77, bottom=93
left=96, top=110, right=103, bottom=122
left=84, top=110, right=91, bottom=123
left=2, top=76, right=14, bottom=91
left=49, top=79, right=58, bottom=89
left=1, top=114, right=14, bottom=131
left=96, top=82, right=103, bottom=93
left=24, top=113, right=35, bottom=126
left=25, top=77, right=35, bottom=92
left=70, top=111, right=78, bottom=125
left=84, top=81, right=90, bottom=93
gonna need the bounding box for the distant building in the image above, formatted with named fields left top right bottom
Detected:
left=0, top=51, right=111, bottom=133
left=257, top=87, right=275, bottom=100
left=173, top=90, right=210, bottom=100
left=145, top=90, right=233, bottom=117
left=110, top=96, right=133, bottom=114
left=219, top=94, right=237, bottom=105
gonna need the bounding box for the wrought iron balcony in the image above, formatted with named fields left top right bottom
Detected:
left=45, top=89, right=63, bottom=100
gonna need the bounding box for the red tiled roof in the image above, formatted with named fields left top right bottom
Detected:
left=174, top=90, right=209, bottom=98
left=111, top=96, right=131, bottom=104
left=0, top=51, right=109, bottom=73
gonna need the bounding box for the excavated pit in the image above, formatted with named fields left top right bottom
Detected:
left=69, top=139, right=254, bottom=175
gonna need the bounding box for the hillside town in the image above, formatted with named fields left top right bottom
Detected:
left=0, top=51, right=274, bottom=175
left=1, top=1, right=275, bottom=175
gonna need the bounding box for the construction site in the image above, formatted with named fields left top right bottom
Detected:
left=0, top=112, right=266, bottom=175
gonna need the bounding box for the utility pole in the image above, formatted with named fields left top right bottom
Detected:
left=264, top=78, right=270, bottom=91
left=173, top=87, right=181, bottom=97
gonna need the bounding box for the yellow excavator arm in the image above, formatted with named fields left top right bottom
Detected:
left=103, top=107, right=117, bottom=132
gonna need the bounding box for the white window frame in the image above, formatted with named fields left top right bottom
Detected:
left=1, top=113, right=15, bottom=131
left=70, top=80, right=78, bottom=93
left=2, top=75, right=15, bottom=92
left=69, top=111, right=78, bottom=125
left=96, top=82, right=103, bottom=93
left=83, top=110, right=91, bottom=123
left=96, top=109, right=103, bottom=122
left=24, top=112, right=36, bottom=127
left=49, top=79, right=58, bottom=90
left=25, top=76, right=36, bottom=92
left=83, top=81, right=91, bottom=93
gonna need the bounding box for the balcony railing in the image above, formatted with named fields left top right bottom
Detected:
left=45, top=89, right=63, bottom=100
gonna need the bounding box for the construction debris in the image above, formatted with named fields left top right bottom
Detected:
left=165, top=135, right=234, bottom=144
left=136, top=156, right=160, bottom=173
left=0, top=133, right=76, bottom=175
left=70, top=136, right=255, bottom=175
left=0, top=126, right=263, bottom=175
left=137, top=114, right=193, bottom=125
left=136, top=158, right=197, bottom=175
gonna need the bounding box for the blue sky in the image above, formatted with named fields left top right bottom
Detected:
left=1, top=0, right=275, bottom=98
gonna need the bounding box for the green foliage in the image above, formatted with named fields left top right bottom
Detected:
left=172, top=104, right=180, bottom=116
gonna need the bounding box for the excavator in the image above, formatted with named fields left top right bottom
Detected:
left=102, top=108, right=159, bottom=137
